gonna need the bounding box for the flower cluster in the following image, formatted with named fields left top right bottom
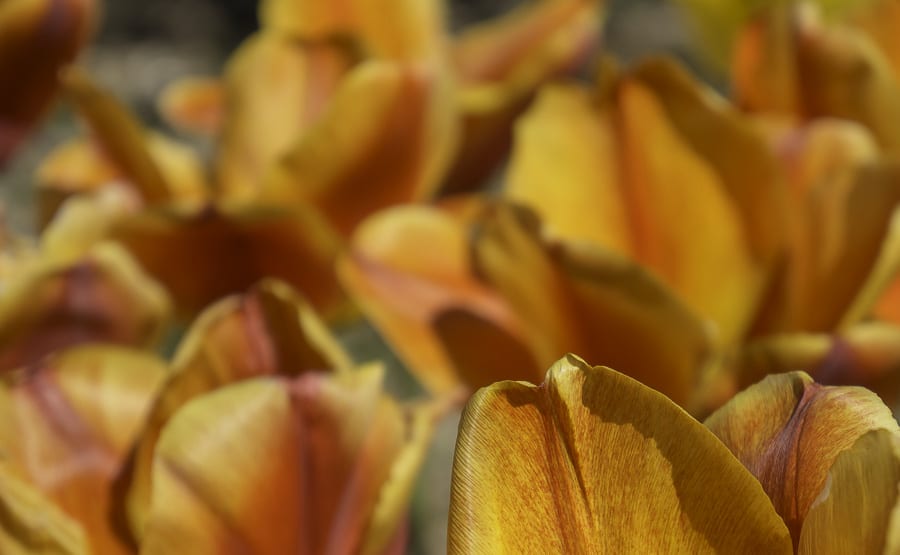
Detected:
left=1, top=0, right=899, bottom=553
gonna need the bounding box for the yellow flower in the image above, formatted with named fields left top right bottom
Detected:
left=449, top=355, right=900, bottom=552
left=0, top=0, right=94, bottom=164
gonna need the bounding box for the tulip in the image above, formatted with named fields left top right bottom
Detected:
left=0, top=0, right=94, bottom=164
left=0, top=205, right=170, bottom=372
left=504, top=57, right=787, bottom=344
left=139, top=366, right=440, bottom=555
left=0, top=345, right=169, bottom=554
left=120, top=279, right=352, bottom=538
left=449, top=355, right=900, bottom=552
left=340, top=199, right=712, bottom=409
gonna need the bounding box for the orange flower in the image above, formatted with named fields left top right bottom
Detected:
left=449, top=355, right=900, bottom=552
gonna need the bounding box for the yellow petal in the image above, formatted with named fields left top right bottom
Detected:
left=0, top=0, right=94, bottom=163
left=262, top=60, right=455, bottom=236
left=846, top=0, right=900, bottom=79
left=125, top=279, right=350, bottom=537
left=141, top=366, right=434, bottom=555
left=445, top=0, right=601, bottom=193
left=157, top=76, right=224, bottom=136
left=0, top=463, right=89, bottom=555
left=474, top=202, right=711, bottom=407
left=0, top=345, right=168, bottom=554
left=449, top=355, right=792, bottom=553
left=215, top=33, right=354, bottom=201
left=110, top=202, right=344, bottom=318
left=705, top=371, right=900, bottom=546
left=259, top=0, right=356, bottom=39
left=338, top=204, right=533, bottom=394
left=798, top=428, right=900, bottom=554
left=0, top=242, right=171, bottom=372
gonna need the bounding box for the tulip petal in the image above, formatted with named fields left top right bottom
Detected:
left=705, top=371, right=899, bottom=546
left=798, top=428, right=900, bottom=554
left=215, top=33, right=354, bottom=201
left=0, top=464, right=89, bottom=555
left=262, top=60, right=453, bottom=235
left=141, top=367, right=434, bottom=555
left=110, top=203, right=344, bottom=318
left=449, top=355, right=792, bottom=553
left=876, top=276, right=900, bottom=324
left=0, top=242, right=171, bottom=372
left=338, top=204, right=529, bottom=394
left=259, top=0, right=356, bottom=39
left=157, top=76, right=224, bottom=136
left=125, top=279, right=350, bottom=537
left=0, top=346, right=168, bottom=554
left=0, top=0, right=94, bottom=163
left=474, top=203, right=711, bottom=407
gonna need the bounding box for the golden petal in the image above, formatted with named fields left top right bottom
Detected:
left=259, top=0, right=356, bottom=39
left=705, top=371, right=900, bottom=546
left=124, top=279, right=350, bottom=537
left=157, top=76, right=225, bottom=136
left=448, top=355, right=792, bottom=553
left=0, top=345, right=168, bottom=554
left=473, top=202, right=711, bottom=407
left=338, top=204, right=528, bottom=394
left=0, top=242, right=171, bottom=372
left=876, top=275, right=900, bottom=324
left=798, top=428, right=900, bottom=554
left=141, top=366, right=434, bottom=555
left=0, top=463, right=89, bottom=555
left=110, top=202, right=344, bottom=318
left=215, top=33, right=355, bottom=201
left=0, top=0, right=94, bottom=163
left=262, top=60, right=454, bottom=236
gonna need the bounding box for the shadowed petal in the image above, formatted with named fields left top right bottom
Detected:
left=705, top=371, right=899, bottom=547
left=448, top=355, right=792, bottom=553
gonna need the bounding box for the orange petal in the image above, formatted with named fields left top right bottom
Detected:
left=705, top=371, right=900, bottom=547
left=449, top=355, right=792, bottom=552
left=110, top=202, right=344, bottom=318
left=141, top=366, right=436, bottom=555
left=473, top=202, right=711, bottom=408
left=0, top=0, right=94, bottom=163
left=124, top=279, right=350, bottom=537
left=0, top=345, right=168, bottom=554
left=262, top=60, right=456, bottom=236
left=798, top=428, right=900, bottom=554
left=338, top=204, right=532, bottom=394
left=215, top=33, right=354, bottom=201
left=876, top=275, right=900, bottom=324
left=157, top=76, right=225, bottom=136
left=0, top=242, right=171, bottom=372
left=258, top=0, right=356, bottom=39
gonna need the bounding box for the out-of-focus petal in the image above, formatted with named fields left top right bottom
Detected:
left=338, top=204, right=532, bottom=394
left=124, top=279, right=350, bottom=537
left=262, top=61, right=453, bottom=236
left=846, top=0, right=900, bottom=78
left=157, top=76, right=225, bottom=137
left=109, top=203, right=344, bottom=318
left=0, top=0, right=94, bottom=164
left=507, top=59, right=785, bottom=343
left=0, top=242, right=171, bottom=372
left=705, top=371, right=899, bottom=546
left=141, top=366, right=436, bottom=555
left=259, top=0, right=356, bottom=39
left=473, top=203, right=711, bottom=407
left=798, top=429, right=900, bottom=554
left=0, top=346, right=168, bottom=554
left=442, top=0, right=601, bottom=193
left=876, top=276, right=900, bottom=324
left=448, top=355, right=792, bottom=553
left=215, top=33, right=354, bottom=201
left=725, top=323, right=900, bottom=411
left=0, top=463, right=89, bottom=555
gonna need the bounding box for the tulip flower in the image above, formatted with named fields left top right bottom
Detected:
left=340, top=199, right=712, bottom=409
left=0, top=345, right=169, bottom=554
left=121, top=279, right=352, bottom=538
left=139, top=365, right=440, bottom=555
left=504, top=57, right=787, bottom=345
left=449, top=355, right=900, bottom=552
left=0, top=205, right=170, bottom=372
left=0, top=0, right=95, bottom=164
